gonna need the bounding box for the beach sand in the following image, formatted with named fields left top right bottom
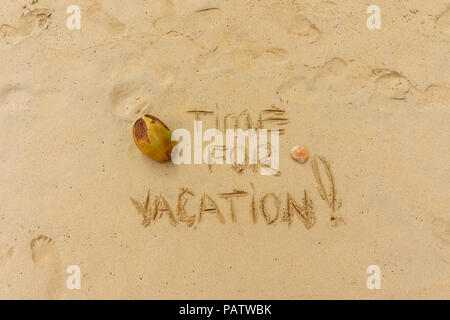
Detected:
left=0, top=0, right=449, bottom=299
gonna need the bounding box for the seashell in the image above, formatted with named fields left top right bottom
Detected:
left=133, top=114, right=176, bottom=163
left=290, top=144, right=308, bottom=163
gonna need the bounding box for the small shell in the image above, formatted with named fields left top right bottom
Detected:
left=290, top=144, right=308, bottom=163
left=133, top=114, right=176, bottom=163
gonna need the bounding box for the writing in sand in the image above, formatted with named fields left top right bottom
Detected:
left=130, top=155, right=345, bottom=228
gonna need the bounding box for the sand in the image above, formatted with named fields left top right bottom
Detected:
left=0, top=0, right=449, bottom=299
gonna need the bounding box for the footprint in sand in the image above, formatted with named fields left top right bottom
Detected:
left=320, top=58, right=347, bottom=76
left=371, top=69, right=410, bottom=100
left=0, top=8, right=51, bottom=45
left=109, top=63, right=175, bottom=121
left=85, top=2, right=127, bottom=36
left=435, top=5, right=450, bottom=35
left=412, top=84, right=449, bottom=110
left=154, top=7, right=225, bottom=49
left=314, top=57, right=348, bottom=87
left=30, top=235, right=65, bottom=299
left=425, top=85, right=450, bottom=105
left=109, top=82, right=151, bottom=121
left=197, top=45, right=288, bottom=74
left=0, top=244, right=14, bottom=267
left=283, top=15, right=322, bottom=43
left=277, top=58, right=347, bottom=103
left=182, top=8, right=224, bottom=47
left=277, top=74, right=317, bottom=103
